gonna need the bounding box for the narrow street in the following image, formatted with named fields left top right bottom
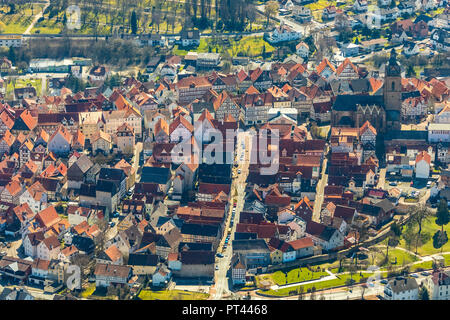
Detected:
left=312, top=157, right=328, bottom=223
left=24, top=1, right=50, bottom=35
left=212, top=131, right=252, bottom=300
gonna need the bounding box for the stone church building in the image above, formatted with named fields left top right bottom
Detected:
left=332, top=50, right=402, bottom=133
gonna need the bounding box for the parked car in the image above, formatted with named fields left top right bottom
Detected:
left=238, top=169, right=241, bottom=174
left=380, top=279, right=388, bottom=284
left=421, top=271, right=430, bottom=276
left=109, top=222, right=115, bottom=227
left=411, top=274, right=419, bottom=278
left=389, top=181, right=398, bottom=186
left=216, top=253, right=224, bottom=258
left=426, top=181, right=432, bottom=188
left=215, top=265, right=219, bottom=270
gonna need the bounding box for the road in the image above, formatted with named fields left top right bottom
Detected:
left=255, top=5, right=328, bottom=38
left=212, top=130, right=253, bottom=300
left=0, top=283, right=55, bottom=300
left=312, top=157, right=328, bottom=223
left=376, top=168, right=386, bottom=189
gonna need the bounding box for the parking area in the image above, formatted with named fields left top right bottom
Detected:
left=384, top=172, right=438, bottom=202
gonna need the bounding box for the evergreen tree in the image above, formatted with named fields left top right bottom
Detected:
left=436, top=199, right=450, bottom=233
left=130, top=11, right=138, bottom=34
left=406, top=65, right=415, bottom=77
left=8, top=47, right=16, bottom=64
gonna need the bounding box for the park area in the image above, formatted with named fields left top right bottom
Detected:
left=261, top=271, right=387, bottom=297
left=398, top=215, right=450, bottom=256
left=269, top=267, right=329, bottom=286
left=173, top=36, right=275, bottom=60
left=5, top=78, right=43, bottom=99
left=0, top=4, right=44, bottom=34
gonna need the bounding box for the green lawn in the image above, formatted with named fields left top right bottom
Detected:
left=270, top=267, right=329, bottom=286
left=174, top=36, right=274, bottom=59
left=374, top=247, right=419, bottom=267
left=410, top=260, right=433, bottom=272
left=312, top=125, right=330, bottom=139
left=399, top=216, right=450, bottom=256
left=6, top=78, right=43, bottom=98
left=138, top=289, right=209, bottom=300
left=0, top=4, right=42, bottom=34
left=80, top=283, right=96, bottom=298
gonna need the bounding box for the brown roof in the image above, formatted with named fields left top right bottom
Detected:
left=288, top=237, right=314, bottom=250
left=35, top=206, right=61, bottom=229
left=104, top=245, right=122, bottom=262
left=19, top=110, right=37, bottom=130
left=154, top=118, right=169, bottom=136
left=60, top=245, right=79, bottom=258
left=359, top=120, right=377, bottom=136
left=117, top=122, right=134, bottom=134
left=41, top=235, right=60, bottom=250
left=177, top=76, right=212, bottom=89
left=415, top=151, right=431, bottom=164
left=198, top=183, right=230, bottom=195
left=94, top=263, right=131, bottom=278
left=5, top=180, right=22, bottom=197
left=32, top=258, right=50, bottom=271
left=169, top=115, right=193, bottom=134
left=316, top=58, right=336, bottom=75
left=13, top=203, right=34, bottom=223
left=336, top=58, right=358, bottom=76
left=50, top=125, right=72, bottom=144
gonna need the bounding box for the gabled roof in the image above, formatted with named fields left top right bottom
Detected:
left=288, top=237, right=314, bottom=250
left=5, top=180, right=22, bottom=197
left=359, top=120, right=377, bottom=136
left=316, top=58, right=336, bottom=75
left=35, top=206, right=60, bottom=229
left=336, top=58, right=358, bottom=76
left=169, top=115, right=193, bottom=134
left=50, top=125, right=72, bottom=144
left=103, top=245, right=122, bottom=262
left=415, top=150, right=431, bottom=164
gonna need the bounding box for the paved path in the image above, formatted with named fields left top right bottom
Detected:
left=24, top=2, right=50, bottom=35
left=269, top=271, right=337, bottom=291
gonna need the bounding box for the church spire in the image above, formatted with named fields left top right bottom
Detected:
left=389, top=48, right=398, bottom=66
left=386, top=49, right=401, bottom=77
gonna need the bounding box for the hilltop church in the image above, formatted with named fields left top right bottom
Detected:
left=331, top=49, right=402, bottom=133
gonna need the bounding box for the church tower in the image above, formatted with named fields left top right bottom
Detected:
left=383, top=49, right=402, bottom=130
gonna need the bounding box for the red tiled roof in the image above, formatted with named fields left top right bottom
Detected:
left=35, top=206, right=61, bottom=229
left=415, top=150, right=431, bottom=164
left=288, top=237, right=314, bottom=250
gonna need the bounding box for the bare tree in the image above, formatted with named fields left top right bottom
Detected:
left=264, top=1, right=279, bottom=27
